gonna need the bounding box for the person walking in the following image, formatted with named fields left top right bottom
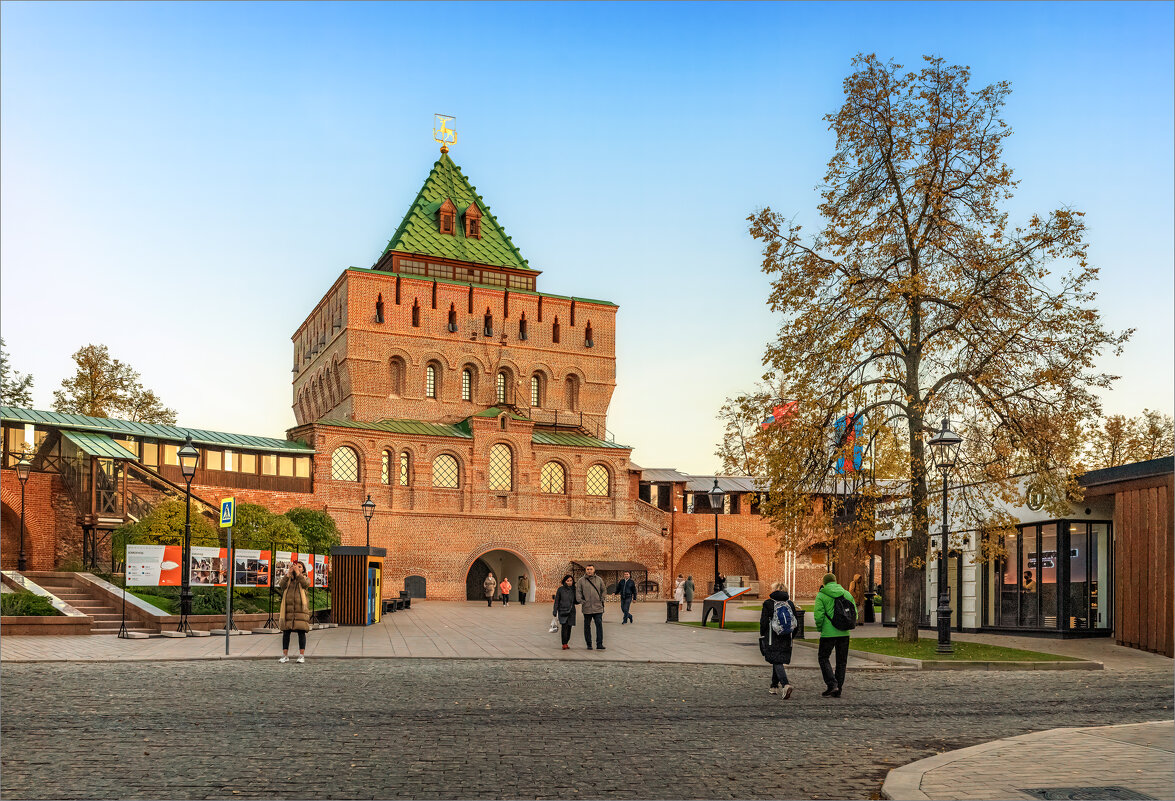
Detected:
left=277, top=560, right=312, bottom=664
left=759, top=582, right=797, bottom=699
left=716, top=573, right=727, bottom=593
left=814, top=572, right=857, bottom=698
left=483, top=572, right=497, bottom=608
left=499, top=575, right=512, bottom=606
left=617, top=570, right=637, bottom=624
left=674, top=575, right=685, bottom=608
left=575, top=564, right=607, bottom=650
left=518, top=574, right=529, bottom=606
left=683, top=575, right=696, bottom=611
left=553, top=574, right=578, bottom=649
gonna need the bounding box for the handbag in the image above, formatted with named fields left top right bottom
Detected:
left=548, top=617, right=559, bottom=633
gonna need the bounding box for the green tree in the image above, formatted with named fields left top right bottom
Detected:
left=0, top=338, right=34, bottom=407
left=231, top=502, right=304, bottom=550
left=52, top=344, right=176, bottom=424
left=736, top=55, right=1129, bottom=642
left=285, top=507, right=343, bottom=555
left=113, top=499, right=219, bottom=562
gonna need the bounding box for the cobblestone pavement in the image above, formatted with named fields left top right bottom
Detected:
left=2, top=660, right=1170, bottom=800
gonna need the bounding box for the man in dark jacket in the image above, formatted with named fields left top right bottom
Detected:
left=813, top=572, right=856, bottom=698
left=759, top=582, right=797, bottom=699
left=617, top=571, right=637, bottom=624
left=575, top=565, right=607, bottom=650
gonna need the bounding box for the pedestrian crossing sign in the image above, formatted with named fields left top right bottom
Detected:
left=220, top=497, right=235, bottom=528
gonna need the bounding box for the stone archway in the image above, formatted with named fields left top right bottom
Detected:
left=464, top=548, right=536, bottom=602
left=675, top=539, right=760, bottom=595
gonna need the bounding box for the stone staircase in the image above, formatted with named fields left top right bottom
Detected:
left=23, top=572, right=156, bottom=635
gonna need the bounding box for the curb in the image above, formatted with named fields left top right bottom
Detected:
left=793, top=640, right=1101, bottom=671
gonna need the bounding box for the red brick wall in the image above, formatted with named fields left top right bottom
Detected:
left=1, top=469, right=75, bottom=571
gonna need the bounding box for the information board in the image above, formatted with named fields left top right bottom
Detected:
left=125, top=544, right=183, bottom=587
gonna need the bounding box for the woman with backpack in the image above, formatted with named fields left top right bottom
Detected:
left=552, top=574, right=578, bottom=650
left=759, top=581, right=798, bottom=699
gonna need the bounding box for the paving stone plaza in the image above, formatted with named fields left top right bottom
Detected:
left=2, top=602, right=1172, bottom=800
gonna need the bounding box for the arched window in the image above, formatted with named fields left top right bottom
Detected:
left=399, top=451, right=411, bottom=486
left=381, top=450, right=392, bottom=484
left=586, top=464, right=610, bottom=497
left=552, top=316, right=561, bottom=344
left=496, top=370, right=508, bottom=404
left=530, top=373, right=543, bottom=407
left=565, top=374, right=580, bottom=411
left=376, top=293, right=384, bottom=324
left=331, top=446, right=359, bottom=482
left=488, top=444, right=512, bottom=491
left=411, top=299, right=420, bottom=327
left=540, top=461, right=566, bottom=494
left=425, top=364, right=438, bottom=398
left=448, top=303, right=457, bottom=333
left=585, top=322, right=594, bottom=348
left=432, top=454, right=459, bottom=488
left=484, top=308, right=493, bottom=338
left=461, top=367, right=473, bottom=401
left=389, top=356, right=405, bottom=397
left=519, top=313, right=528, bottom=341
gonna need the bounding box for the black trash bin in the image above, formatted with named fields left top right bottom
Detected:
left=794, top=608, right=807, bottom=639
left=666, top=600, right=680, bottom=622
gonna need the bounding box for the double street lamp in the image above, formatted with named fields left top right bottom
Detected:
left=709, top=479, right=725, bottom=593
left=16, top=456, right=31, bottom=571
left=177, top=435, right=199, bottom=633
left=362, top=495, right=376, bottom=548
left=928, top=418, right=963, bottom=654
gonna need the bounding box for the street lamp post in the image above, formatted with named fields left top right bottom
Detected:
left=177, top=436, right=200, bottom=633
left=16, top=456, right=31, bottom=571
left=708, top=479, right=725, bottom=593
left=362, top=495, right=376, bottom=549
left=928, top=418, right=963, bottom=654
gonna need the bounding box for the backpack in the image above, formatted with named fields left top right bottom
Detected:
left=830, top=593, right=857, bottom=631
left=770, top=599, right=797, bottom=636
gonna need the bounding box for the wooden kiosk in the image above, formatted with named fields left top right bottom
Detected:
left=330, top=546, right=386, bottom=625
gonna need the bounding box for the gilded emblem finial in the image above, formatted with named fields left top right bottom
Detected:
left=434, top=114, right=456, bottom=153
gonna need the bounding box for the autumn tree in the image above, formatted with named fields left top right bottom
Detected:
left=0, top=338, right=34, bottom=407
left=735, top=55, right=1130, bottom=642
left=52, top=344, right=177, bottom=424
left=1088, top=410, right=1174, bottom=468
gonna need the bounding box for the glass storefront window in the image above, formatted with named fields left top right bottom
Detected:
left=1092, top=523, right=1110, bottom=629
left=1069, top=523, right=1090, bottom=629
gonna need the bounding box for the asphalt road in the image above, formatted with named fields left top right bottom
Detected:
left=2, top=659, right=1170, bottom=800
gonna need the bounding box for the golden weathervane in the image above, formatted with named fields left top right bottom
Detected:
left=434, top=114, right=456, bottom=153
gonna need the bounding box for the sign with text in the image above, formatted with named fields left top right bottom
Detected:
left=189, top=546, right=229, bottom=586
left=310, top=553, right=330, bottom=589
left=125, top=544, right=183, bottom=587
left=232, top=549, right=271, bottom=588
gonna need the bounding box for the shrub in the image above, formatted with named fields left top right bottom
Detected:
left=1, top=591, right=62, bottom=616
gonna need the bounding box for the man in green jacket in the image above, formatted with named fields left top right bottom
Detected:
left=813, top=572, right=856, bottom=698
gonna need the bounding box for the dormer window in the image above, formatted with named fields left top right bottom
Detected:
left=464, top=202, right=483, bottom=239
left=438, top=198, right=457, bottom=236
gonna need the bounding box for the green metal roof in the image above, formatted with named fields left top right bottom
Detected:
left=59, top=430, right=140, bottom=460
left=379, top=153, right=531, bottom=271
left=0, top=407, right=314, bottom=454
left=317, top=417, right=473, bottom=439
left=531, top=430, right=629, bottom=450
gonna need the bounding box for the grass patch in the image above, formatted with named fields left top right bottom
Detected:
left=1, top=591, right=63, bottom=617
left=676, top=620, right=761, bottom=632
left=809, top=637, right=1080, bottom=662
left=102, top=574, right=330, bottom=615
left=127, top=590, right=176, bottom=614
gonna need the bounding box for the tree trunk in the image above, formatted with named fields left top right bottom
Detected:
left=897, top=563, right=922, bottom=642
left=898, top=401, right=930, bottom=643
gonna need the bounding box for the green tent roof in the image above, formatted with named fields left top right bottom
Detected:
left=59, top=430, right=140, bottom=460
left=379, top=153, right=530, bottom=271
left=0, top=407, right=314, bottom=454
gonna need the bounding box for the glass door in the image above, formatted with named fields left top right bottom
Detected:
left=1069, top=523, right=1090, bottom=629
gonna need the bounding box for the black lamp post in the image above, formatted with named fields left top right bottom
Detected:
left=16, top=456, right=31, bottom=571
left=928, top=418, right=963, bottom=654
left=708, top=478, right=725, bottom=592
left=362, top=494, right=376, bottom=549
left=177, top=435, right=199, bottom=633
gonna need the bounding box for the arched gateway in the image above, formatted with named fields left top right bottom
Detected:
left=464, top=548, right=536, bottom=602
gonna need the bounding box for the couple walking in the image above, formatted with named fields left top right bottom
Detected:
left=759, top=572, right=856, bottom=699
left=552, top=564, right=615, bottom=650
left=673, top=574, right=695, bottom=610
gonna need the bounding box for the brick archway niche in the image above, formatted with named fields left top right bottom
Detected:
left=674, top=539, right=760, bottom=595
left=463, top=547, right=537, bottom=603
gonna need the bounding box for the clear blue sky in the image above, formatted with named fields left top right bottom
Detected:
left=2, top=1, right=1172, bottom=473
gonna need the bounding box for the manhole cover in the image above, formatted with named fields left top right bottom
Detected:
left=1020, top=787, right=1154, bottom=800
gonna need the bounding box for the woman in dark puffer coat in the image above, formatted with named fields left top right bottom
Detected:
left=552, top=574, right=578, bottom=650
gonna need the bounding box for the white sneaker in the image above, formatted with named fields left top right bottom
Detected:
left=782, top=684, right=793, bottom=700
left=279, top=656, right=289, bottom=663
left=296, top=655, right=305, bottom=664
left=769, top=687, right=778, bottom=695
